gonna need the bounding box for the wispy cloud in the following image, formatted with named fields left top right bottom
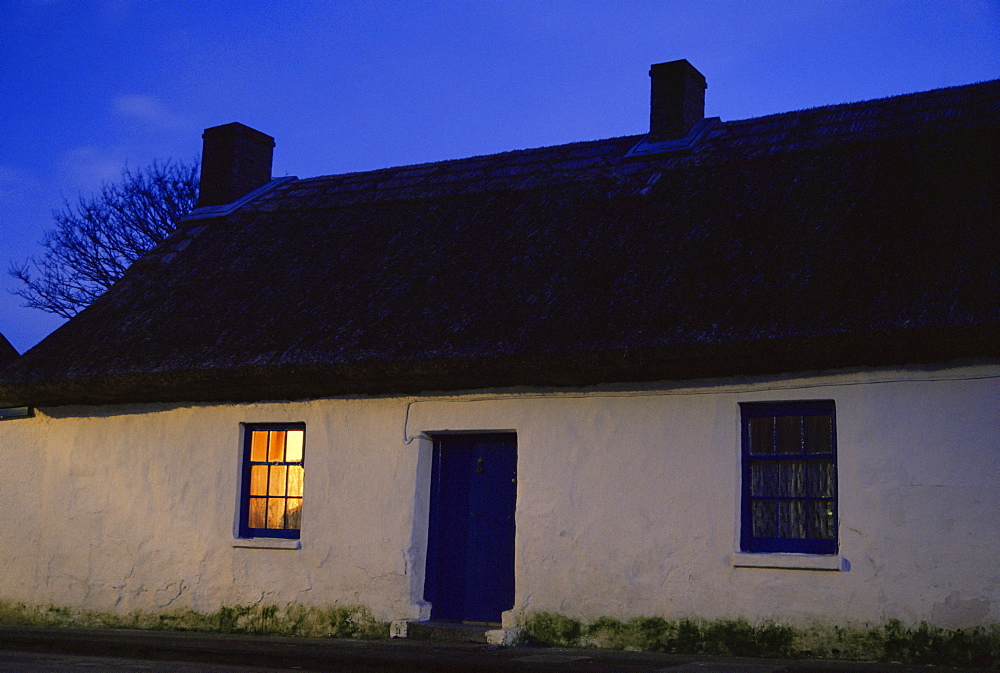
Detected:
left=113, top=94, right=184, bottom=129
left=58, top=146, right=125, bottom=194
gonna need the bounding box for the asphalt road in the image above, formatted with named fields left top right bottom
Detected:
left=0, top=626, right=994, bottom=673
left=0, top=649, right=296, bottom=672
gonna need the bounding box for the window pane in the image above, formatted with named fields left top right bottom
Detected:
left=268, top=465, right=287, bottom=496
left=268, top=431, right=286, bottom=462
left=286, top=498, right=303, bottom=529
left=807, top=459, right=835, bottom=498
left=775, top=416, right=802, bottom=454
left=804, top=415, right=832, bottom=454
left=250, top=431, right=268, bottom=462
left=779, top=460, right=806, bottom=497
left=250, top=465, right=269, bottom=496
left=267, top=497, right=285, bottom=529
left=750, top=460, right=778, bottom=497
left=807, top=500, right=836, bottom=540
left=752, top=500, right=777, bottom=538
left=286, top=431, right=304, bottom=462
left=242, top=425, right=305, bottom=537
left=742, top=403, right=836, bottom=552
left=249, top=497, right=266, bottom=528
left=287, top=465, right=304, bottom=497
left=749, top=417, right=775, bottom=455
left=778, top=500, right=807, bottom=539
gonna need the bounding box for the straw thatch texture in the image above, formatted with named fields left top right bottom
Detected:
left=1, top=80, right=997, bottom=406
left=0, top=333, right=17, bottom=368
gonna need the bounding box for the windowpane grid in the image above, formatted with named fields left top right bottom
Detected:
left=288, top=465, right=304, bottom=497
left=249, top=465, right=268, bottom=496
left=268, top=431, right=286, bottom=461
left=749, top=417, right=775, bottom=455
left=250, top=432, right=268, bottom=462
left=286, top=431, right=304, bottom=462
left=249, top=497, right=266, bottom=528
left=804, top=415, right=832, bottom=454
left=241, top=425, right=305, bottom=538
left=742, top=402, right=836, bottom=554
left=775, top=416, right=801, bottom=454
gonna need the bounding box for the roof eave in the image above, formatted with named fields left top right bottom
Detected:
left=3, top=325, right=995, bottom=409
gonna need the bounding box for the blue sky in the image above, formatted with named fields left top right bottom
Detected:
left=1, top=0, right=998, bottom=354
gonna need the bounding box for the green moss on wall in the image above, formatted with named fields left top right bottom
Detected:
left=521, top=612, right=999, bottom=666
left=0, top=600, right=389, bottom=640
left=2, top=600, right=996, bottom=666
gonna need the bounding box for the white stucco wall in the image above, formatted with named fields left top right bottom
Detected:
left=0, top=364, right=996, bottom=628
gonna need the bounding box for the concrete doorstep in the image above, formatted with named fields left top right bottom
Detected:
left=395, top=619, right=524, bottom=646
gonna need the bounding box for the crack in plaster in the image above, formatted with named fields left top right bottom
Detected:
left=348, top=545, right=407, bottom=583
left=155, top=580, right=187, bottom=608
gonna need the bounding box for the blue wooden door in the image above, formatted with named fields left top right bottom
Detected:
left=424, top=433, right=517, bottom=623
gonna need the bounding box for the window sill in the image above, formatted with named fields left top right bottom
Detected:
left=233, top=538, right=301, bottom=550
left=731, top=552, right=847, bottom=571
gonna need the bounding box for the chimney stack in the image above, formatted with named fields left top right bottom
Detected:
left=196, top=123, right=275, bottom=208
left=648, top=60, right=706, bottom=142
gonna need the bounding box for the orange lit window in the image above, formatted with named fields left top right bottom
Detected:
left=240, top=424, right=304, bottom=539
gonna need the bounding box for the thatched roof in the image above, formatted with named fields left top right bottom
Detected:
left=1, top=79, right=998, bottom=407
left=0, top=333, right=17, bottom=368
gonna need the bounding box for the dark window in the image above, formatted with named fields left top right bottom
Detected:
left=740, top=401, right=837, bottom=554
left=0, top=406, right=32, bottom=420
left=239, top=424, right=305, bottom=539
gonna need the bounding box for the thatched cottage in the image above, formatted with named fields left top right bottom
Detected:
left=1, top=61, right=997, bottom=641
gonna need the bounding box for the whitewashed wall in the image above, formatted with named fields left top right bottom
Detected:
left=0, top=364, right=996, bottom=628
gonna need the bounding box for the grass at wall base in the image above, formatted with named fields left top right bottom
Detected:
left=519, top=612, right=998, bottom=667
left=0, top=601, right=996, bottom=666
left=0, top=600, right=388, bottom=639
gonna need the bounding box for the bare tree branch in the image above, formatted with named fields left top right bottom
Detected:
left=9, top=159, right=199, bottom=318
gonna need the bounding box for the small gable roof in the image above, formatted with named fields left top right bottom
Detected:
left=1, top=79, right=998, bottom=407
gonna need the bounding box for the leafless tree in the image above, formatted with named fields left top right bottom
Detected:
left=10, top=160, right=199, bottom=318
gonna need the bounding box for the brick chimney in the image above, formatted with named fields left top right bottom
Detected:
left=648, top=60, right=706, bottom=142
left=196, top=123, right=275, bottom=208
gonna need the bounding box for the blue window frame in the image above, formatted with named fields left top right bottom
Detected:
left=239, top=423, right=305, bottom=539
left=740, top=401, right=837, bottom=554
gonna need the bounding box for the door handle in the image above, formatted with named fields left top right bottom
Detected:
left=476, top=457, right=484, bottom=474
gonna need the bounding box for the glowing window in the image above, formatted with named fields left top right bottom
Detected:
left=740, top=401, right=837, bottom=555
left=239, top=424, right=305, bottom=539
